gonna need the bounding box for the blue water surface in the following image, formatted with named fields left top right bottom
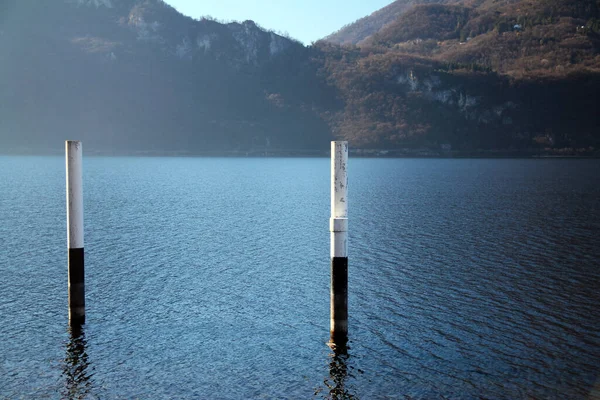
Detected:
left=1, top=156, right=599, bottom=399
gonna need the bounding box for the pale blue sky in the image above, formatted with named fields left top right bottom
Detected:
left=163, top=0, right=394, bottom=44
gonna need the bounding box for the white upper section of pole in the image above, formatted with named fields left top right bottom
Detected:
left=331, top=141, right=348, bottom=219
left=330, top=141, right=348, bottom=257
left=66, top=141, right=84, bottom=249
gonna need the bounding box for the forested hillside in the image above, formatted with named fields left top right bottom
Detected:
left=0, top=0, right=599, bottom=155
left=324, top=0, right=462, bottom=45
left=317, top=0, right=600, bottom=155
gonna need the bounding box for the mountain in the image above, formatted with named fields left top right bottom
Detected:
left=324, top=0, right=462, bottom=45
left=362, top=0, right=600, bottom=77
left=316, top=0, right=600, bottom=155
left=1, top=0, right=599, bottom=156
left=0, top=0, right=335, bottom=154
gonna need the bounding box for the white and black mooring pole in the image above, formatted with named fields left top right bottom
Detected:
left=330, top=141, right=348, bottom=343
left=66, top=141, right=85, bottom=324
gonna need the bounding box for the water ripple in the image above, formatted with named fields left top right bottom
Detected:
left=1, top=157, right=600, bottom=398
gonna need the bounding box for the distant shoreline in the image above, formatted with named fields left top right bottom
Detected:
left=1, top=148, right=599, bottom=159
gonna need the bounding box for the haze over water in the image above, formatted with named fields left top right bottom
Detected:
left=1, top=156, right=599, bottom=399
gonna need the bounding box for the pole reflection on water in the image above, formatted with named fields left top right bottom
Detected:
left=316, top=340, right=358, bottom=400
left=62, top=322, right=93, bottom=399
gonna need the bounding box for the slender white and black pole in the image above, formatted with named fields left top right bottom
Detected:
left=330, top=141, right=348, bottom=343
left=66, top=141, right=85, bottom=324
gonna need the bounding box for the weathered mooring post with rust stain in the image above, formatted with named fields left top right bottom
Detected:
left=66, top=140, right=85, bottom=324
left=330, top=141, right=348, bottom=344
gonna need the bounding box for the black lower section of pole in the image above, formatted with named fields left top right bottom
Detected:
left=68, top=247, right=85, bottom=324
left=331, top=257, right=348, bottom=344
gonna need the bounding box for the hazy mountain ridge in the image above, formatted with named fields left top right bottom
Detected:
left=0, top=0, right=332, bottom=154
left=1, top=0, right=599, bottom=155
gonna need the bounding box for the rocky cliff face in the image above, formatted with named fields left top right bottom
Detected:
left=313, top=40, right=599, bottom=154
left=123, top=2, right=297, bottom=67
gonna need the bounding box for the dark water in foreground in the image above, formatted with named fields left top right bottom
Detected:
left=1, top=156, right=600, bottom=399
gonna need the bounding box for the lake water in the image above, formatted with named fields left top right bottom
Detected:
left=1, top=156, right=600, bottom=399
